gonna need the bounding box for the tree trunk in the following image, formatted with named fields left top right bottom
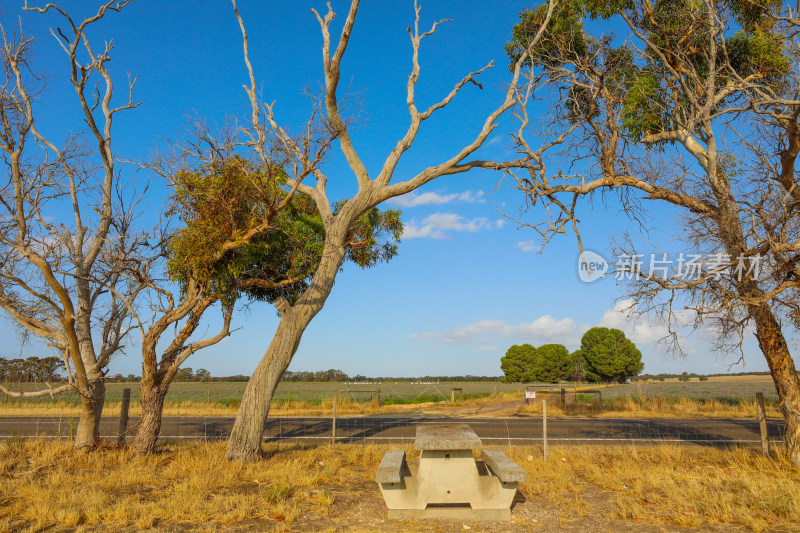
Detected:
left=716, top=190, right=800, bottom=465
left=226, top=232, right=347, bottom=461
left=749, top=303, right=800, bottom=466
left=132, top=383, right=167, bottom=455
left=75, top=376, right=105, bottom=449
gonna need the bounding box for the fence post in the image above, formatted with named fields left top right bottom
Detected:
left=560, top=387, right=566, bottom=408
left=756, top=392, right=769, bottom=456
left=451, top=389, right=455, bottom=403
left=117, top=388, right=131, bottom=446
left=332, top=396, right=337, bottom=450
left=377, top=388, right=382, bottom=408
left=542, top=400, right=548, bottom=460
left=598, top=391, right=602, bottom=410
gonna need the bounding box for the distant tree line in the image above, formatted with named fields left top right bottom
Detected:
left=0, top=356, right=65, bottom=383
left=501, top=328, right=644, bottom=384
left=107, top=369, right=503, bottom=383
left=281, top=370, right=501, bottom=383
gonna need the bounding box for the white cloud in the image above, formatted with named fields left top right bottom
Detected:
left=517, top=240, right=539, bottom=253
left=408, top=300, right=704, bottom=354
left=389, top=190, right=485, bottom=208
left=410, top=316, right=579, bottom=345
left=402, top=212, right=502, bottom=240
left=598, top=299, right=670, bottom=345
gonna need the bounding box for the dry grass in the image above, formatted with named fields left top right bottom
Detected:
left=0, top=438, right=797, bottom=532
left=507, top=444, right=800, bottom=532
left=707, top=375, right=775, bottom=383
left=0, top=437, right=385, bottom=532
left=516, top=394, right=783, bottom=419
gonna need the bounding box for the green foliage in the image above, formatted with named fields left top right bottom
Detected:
left=167, top=157, right=284, bottom=290
left=0, top=355, right=65, bottom=382
left=569, top=350, right=586, bottom=381
left=727, top=29, right=790, bottom=85
left=500, top=343, right=574, bottom=382
left=579, top=327, right=644, bottom=383
left=729, top=0, right=781, bottom=32
left=506, top=1, right=588, bottom=69
left=531, top=344, right=575, bottom=383
left=167, top=156, right=402, bottom=306
left=500, top=344, right=538, bottom=382
left=679, top=371, right=691, bottom=382
left=336, top=200, right=403, bottom=269
left=620, top=72, right=663, bottom=141
left=507, top=0, right=790, bottom=142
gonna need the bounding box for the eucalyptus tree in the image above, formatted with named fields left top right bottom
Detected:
left=125, top=142, right=401, bottom=455
left=0, top=1, right=139, bottom=448
left=508, top=0, right=800, bottom=463
left=223, top=0, right=556, bottom=461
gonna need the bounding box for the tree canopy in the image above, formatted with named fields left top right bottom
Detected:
left=576, top=327, right=643, bottom=383
left=167, top=156, right=403, bottom=306
left=501, top=344, right=538, bottom=382
left=500, top=343, right=575, bottom=382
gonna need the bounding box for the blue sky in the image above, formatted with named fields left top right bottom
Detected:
left=0, top=0, right=776, bottom=377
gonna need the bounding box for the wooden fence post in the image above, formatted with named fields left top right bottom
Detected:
left=542, top=399, right=548, bottom=460
left=560, top=387, right=566, bottom=408
left=332, top=396, right=337, bottom=450
left=756, top=392, right=769, bottom=456
left=377, top=388, right=382, bottom=408
left=117, top=388, right=131, bottom=446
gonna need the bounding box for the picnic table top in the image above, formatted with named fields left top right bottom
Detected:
left=414, top=423, right=481, bottom=451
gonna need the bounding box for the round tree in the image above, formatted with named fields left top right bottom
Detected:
left=500, top=344, right=537, bottom=382
left=530, top=344, right=574, bottom=383
left=578, top=327, right=643, bottom=383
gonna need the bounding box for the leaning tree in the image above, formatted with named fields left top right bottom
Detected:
left=124, top=126, right=401, bottom=454
left=508, top=0, right=800, bottom=464
left=223, top=0, right=556, bottom=461
left=0, top=1, right=140, bottom=448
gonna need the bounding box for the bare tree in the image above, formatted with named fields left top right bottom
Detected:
left=0, top=1, right=139, bottom=448
left=223, top=0, right=554, bottom=461
left=508, top=0, right=800, bottom=464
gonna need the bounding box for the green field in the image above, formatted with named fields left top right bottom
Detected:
left=0, top=379, right=780, bottom=408
left=594, top=381, right=779, bottom=401
left=0, top=381, right=524, bottom=407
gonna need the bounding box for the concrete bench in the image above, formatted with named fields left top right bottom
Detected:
left=481, top=449, right=527, bottom=483
left=375, top=450, right=407, bottom=484
left=375, top=424, right=525, bottom=520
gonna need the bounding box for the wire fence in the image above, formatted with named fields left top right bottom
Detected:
left=0, top=413, right=786, bottom=448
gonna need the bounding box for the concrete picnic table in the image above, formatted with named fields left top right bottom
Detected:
left=374, top=422, right=527, bottom=520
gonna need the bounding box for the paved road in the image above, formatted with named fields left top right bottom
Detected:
left=0, top=416, right=785, bottom=445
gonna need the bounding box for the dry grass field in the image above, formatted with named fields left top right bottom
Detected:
left=707, top=375, right=775, bottom=383
left=0, top=438, right=797, bottom=532
left=0, top=377, right=783, bottom=420
left=514, top=394, right=783, bottom=419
